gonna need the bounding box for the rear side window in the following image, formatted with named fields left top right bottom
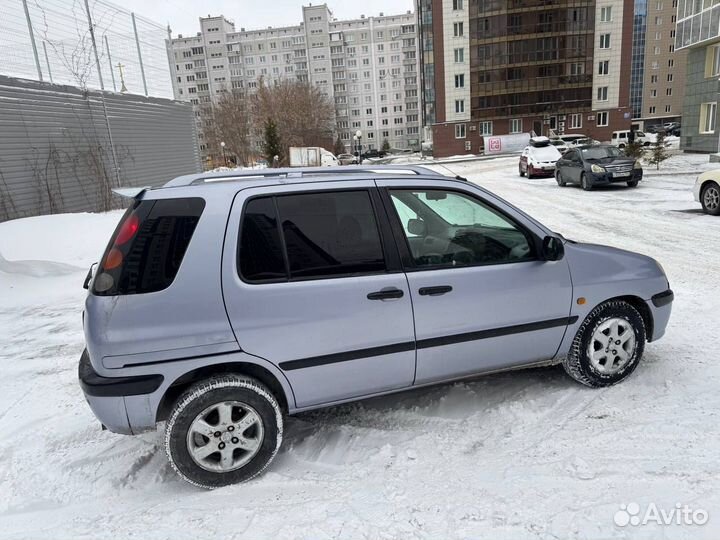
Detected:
left=238, top=190, right=386, bottom=282
left=93, top=198, right=205, bottom=296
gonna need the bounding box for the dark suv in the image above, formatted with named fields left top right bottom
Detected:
left=555, top=145, right=643, bottom=191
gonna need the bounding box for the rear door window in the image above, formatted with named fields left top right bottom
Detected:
left=238, top=190, right=387, bottom=282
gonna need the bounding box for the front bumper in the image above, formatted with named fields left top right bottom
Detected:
left=588, top=169, right=643, bottom=186
left=78, top=349, right=163, bottom=434
left=647, top=289, right=674, bottom=342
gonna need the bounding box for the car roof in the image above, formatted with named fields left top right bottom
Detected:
left=113, top=165, right=463, bottom=200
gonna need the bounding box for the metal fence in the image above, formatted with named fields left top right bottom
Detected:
left=0, top=0, right=173, bottom=98
left=0, top=75, right=201, bottom=222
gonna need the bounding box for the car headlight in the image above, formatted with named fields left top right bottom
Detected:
left=633, top=161, right=642, bottom=169
left=590, top=164, right=605, bottom=173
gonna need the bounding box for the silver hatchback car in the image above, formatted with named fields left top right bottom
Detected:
left=79, top=166, right=673, bottom=488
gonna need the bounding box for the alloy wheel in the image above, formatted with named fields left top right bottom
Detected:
left=186, top=401, right=264, bottom=472
left=587, top=317, right=636, bottom=375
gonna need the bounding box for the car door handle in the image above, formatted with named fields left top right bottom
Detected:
left=418, top=285, right=453, bottom=296
left=367, top=288, right=404, bottom=300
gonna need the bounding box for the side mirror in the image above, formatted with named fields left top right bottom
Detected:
left=407, top=218, right=427, bottom=237
left=542, top=236, right=564, bottom=261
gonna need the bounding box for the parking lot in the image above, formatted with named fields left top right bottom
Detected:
left=0, top=153, right=718, bottom=539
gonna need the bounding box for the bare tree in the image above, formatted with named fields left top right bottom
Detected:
left=202, top=90, right=254, bottom=166
left=254, top=79, right=335, bottom=159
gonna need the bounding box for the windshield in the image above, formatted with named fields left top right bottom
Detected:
left=580, top=146, right=623, bottom=160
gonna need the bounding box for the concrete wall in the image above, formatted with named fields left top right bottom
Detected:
left=0, top=76, right=201, bottom=222
left=681, top=47, right=720, bottom=153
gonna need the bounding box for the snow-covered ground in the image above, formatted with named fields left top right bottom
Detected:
left=1, top=154, right=719, bottom=539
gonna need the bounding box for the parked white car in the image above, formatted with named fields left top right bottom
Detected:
left=611, top=130, right=655, bottom=148
left=694, top=170, right=720, bottom=215
left=519, top=137, right=563, bottom=178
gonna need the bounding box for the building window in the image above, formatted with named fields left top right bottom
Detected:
left=701, top=102, right=717, bottom=133
left=455, top=124, right=466, bottom=138
left=569, top=62, right=584, bottom=75
left=667, top=73, right=673, bottom=82
left=509, top=118, right=522, bottom=133
left=655, top=16, right=662, bottom=25
left=665, top=105, right=672, bottom=113
left=666, top=88, right=672, bottom=96
left=454, top=74, right=465, bottom=88
left=479, top=121, right=493, bottom=135
left=598, top=60, right=609, bottom=75
left=600, top=6, right=612, bottom=22
left=453, top=22, right=464, bottom=37
left=455, top=100, right=465, bottom=113
left=649, top=106, right=656, bottom=114
left=597, top=86, right=609, bottom=101
left=597, top=112, right=609, bottom=127
left=651, top=75, right=658, bottom=83
left=706, top=45, right=720, bottom=77
left=599, top=34, right=611, bottom=49
left=454, top=48, right=464, bottom=63
left=453, top=0, right=464, bottom=9
left=569, top=113, right=582, bottom=129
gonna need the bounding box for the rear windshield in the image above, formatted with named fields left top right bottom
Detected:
left=92, top=198, right=205, bottom=296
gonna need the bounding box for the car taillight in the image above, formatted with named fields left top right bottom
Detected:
left=115, top=214, right=139, bottom=245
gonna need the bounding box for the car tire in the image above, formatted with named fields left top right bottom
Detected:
left=556, top=171, right=566, bottom=187
left=562, top=300, right=646, bottom=388
left=519, top=165, right=525, bottom=177
left=619, top=143, right=625, bottom=149
left=627, top=180, right=639, bottom=188
left=580, top=173, right=592, bottom=191
left=165, top=374, right=283, bottom=489
left=527, top=165, right=534, bottom=179
left=701, top=181, right=720, bottom=215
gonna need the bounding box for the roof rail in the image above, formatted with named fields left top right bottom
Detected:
left=163, top=164, right=445, bottom=188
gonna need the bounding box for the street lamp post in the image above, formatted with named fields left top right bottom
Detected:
left=355, top=130, right=362, bottom=164
left=220, top=141, right=227, bottom=167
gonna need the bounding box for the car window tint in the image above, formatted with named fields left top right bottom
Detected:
left=276, top=191, right=386, bottom=279
left=239, top=197, right=287, bottom=282
left=389, top=189, right=534, bottom=268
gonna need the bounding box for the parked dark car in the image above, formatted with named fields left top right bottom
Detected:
left=361, top=149, right=387, bottom=159
left=555, top=145, right=643, bottom=191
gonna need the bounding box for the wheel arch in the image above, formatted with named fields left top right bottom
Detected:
left=591, top=295, right=654, bottom=342
left=156, top=360, right=294, bottom=423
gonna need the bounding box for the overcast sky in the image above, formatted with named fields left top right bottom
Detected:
left=121, top=0, right=415, bottom=36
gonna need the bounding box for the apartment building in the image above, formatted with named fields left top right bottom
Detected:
left=675, top=0, right=720, bottom=152
left=167, top=5, right=420, bottom=163
left=636, top=0, right=686, bottom=125
left=419, top=0, right=601, bottom=157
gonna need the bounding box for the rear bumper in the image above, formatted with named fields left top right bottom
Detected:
left=78, top=349, right=163, bottom=434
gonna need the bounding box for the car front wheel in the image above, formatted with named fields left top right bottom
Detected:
left=556, top=170, right=566, bottom=187
left=581, top=173, right=593, bottom=191
left=627, top=180, right=639, bottom=188
left=165, top=375, right=283, bottom=489
left=701, top=181, right=720, bottom=215
left=562, top=300, right=646, bottom=388
left=519, top=165, right=525, bottom=177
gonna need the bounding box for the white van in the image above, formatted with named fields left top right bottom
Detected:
left=611, top=130, right=654, bottom=148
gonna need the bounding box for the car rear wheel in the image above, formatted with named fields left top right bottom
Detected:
left=580, top=173, right=592, bottom=191
left=701, top=181, right=720, bottom=215
left=562, top=300, right=646, bottom=388
left=627, top=180, right=639, bottom=188
left=556, top=171, right=566, bottom=187
left=165, top=374, right=283, bottom=489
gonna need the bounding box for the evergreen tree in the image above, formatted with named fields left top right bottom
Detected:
left=263, top=119, right=283, bottom=166
left=333, top=136, right=346, bottom=156
left=648, top=131, right=670, bottom=170
left=381, top=139, right=391, bottom=152
left=624, top=140, right=644, bottom=160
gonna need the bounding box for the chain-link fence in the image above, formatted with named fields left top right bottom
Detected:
left=0, top=0, right=173, bottom=98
